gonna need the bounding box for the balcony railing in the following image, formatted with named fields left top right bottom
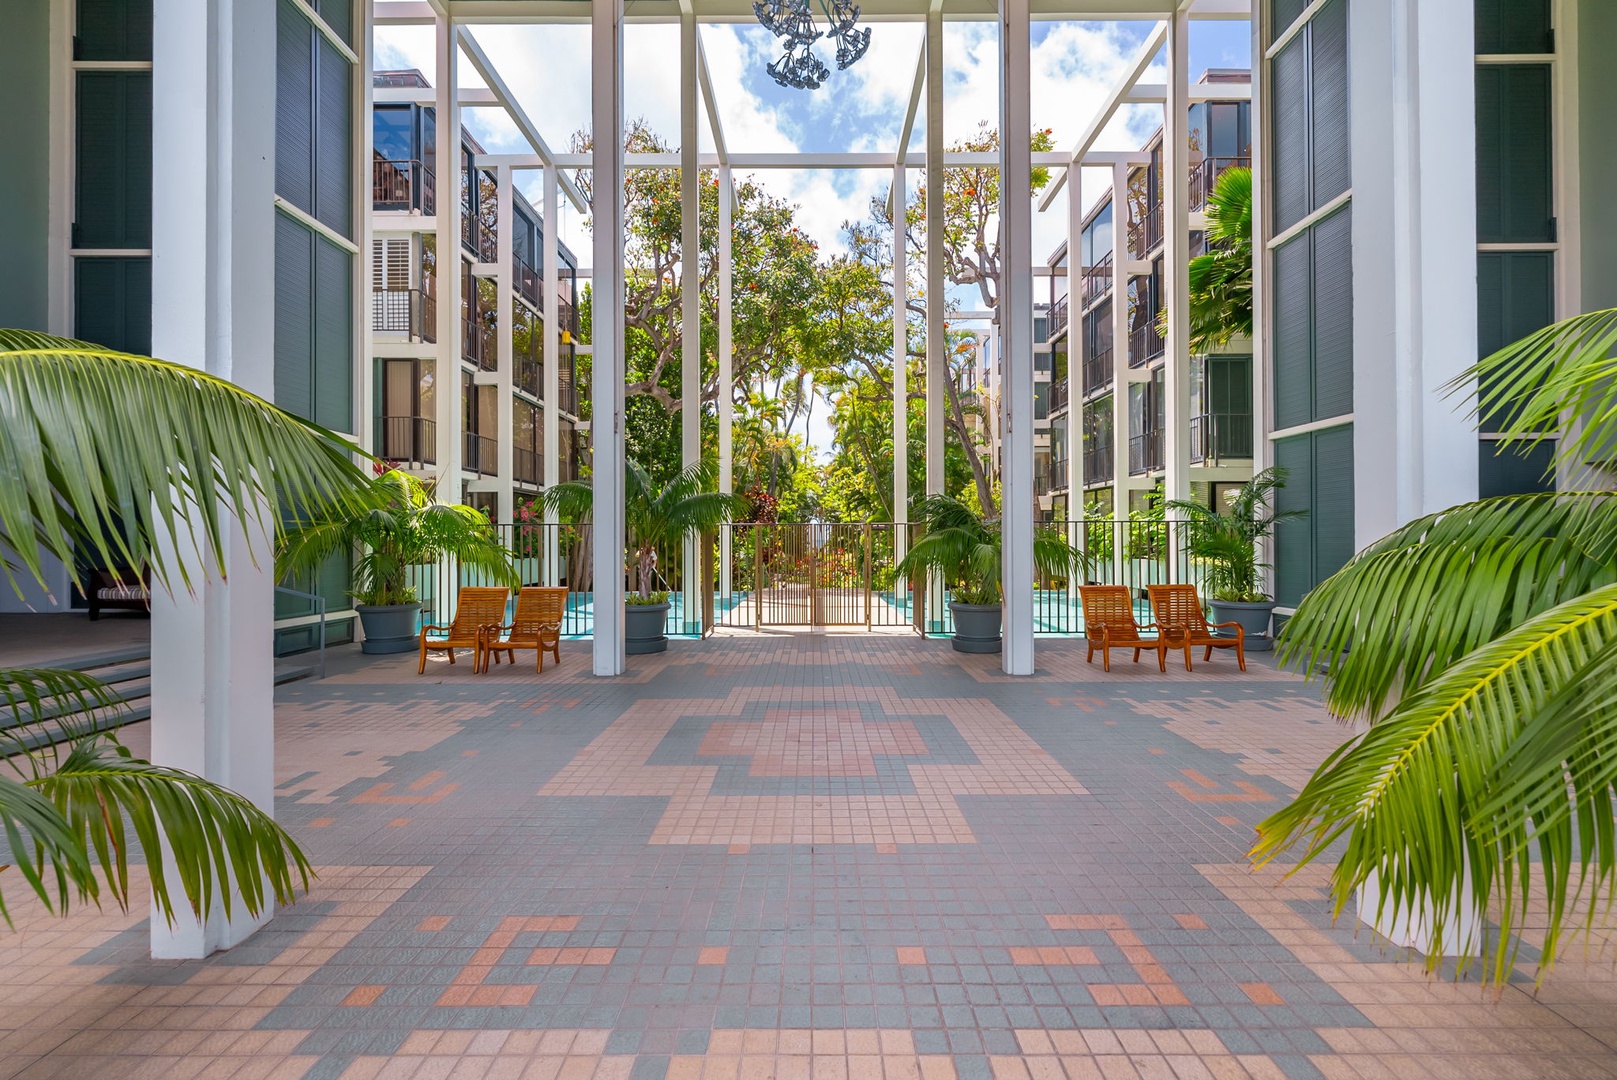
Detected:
left=1047, top=456, right=1069, bottom=493
left=1083, top=253, right=1113, bottom=306
left=1190, top=156, right=1250, bottom=212
left=372, top=159, right=436, bottom=214
left=371, top=288, right=437, bottom=343
left=462, top=315, right=498, bottom=371
left=1082, top=346, right=1112, bottom=396
left=1048, top=377, right=1069, bottom=413
left=1128, top=429, right=1164, bottom=475
left=514, top=260, right=543, bottom=308
left=462, top=214, right=497, bottom=262
left=377, top=415, right=436, bottom=468
left=1128, top=203, right=1163, bottom=259
left=1129, top=322, right=1164, bottom=367
left=557, top=295, right=576, bottom=336
left=464, top=431, right=498, bottom=476
left=557, top=365, right=578, bottom=416
left=1189, top=411, right=1255, bottom=465
left=1048, top=294, right=1069, bottom=338
left=514, top=446, right=542, bottom=486
left=1083, top=444, right=1114, bottom=485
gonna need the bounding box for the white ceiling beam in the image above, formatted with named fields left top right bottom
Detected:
left=497, top=150, right=1144, bottom=170
left=884, top=39, right=928, bottom=216
left=448, top=0, right=1241, bottom=23
left=455, top=25, right=588, bottom=212
left=696, top=31, right=729, bottom=165
left=374, top=1, right=437, bottom=25
left=374, top=86, right=500, bottom=105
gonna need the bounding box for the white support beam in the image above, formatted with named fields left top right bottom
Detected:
left=456, top=26, right=588, bottom=212
left=679, top=5, right=702, bottom=633
left=696, top=28, right=729, bottom=164
left=533, top=150, right=1131, bottom=170
left=1065, top=166, right=1083, bottom=517
left=718, top=165, right=735, bottom=600
left=1038, top=21, right=1166, bottom=212
left=373, top=86, right=499, bottom=105
left=1000, top=0, right=1035, bottom=676
left=375, top=1, right=437, bottom=25
left=1162, top=8, right=1190, bottom=506
left=434, top=8, right=464, bottom=488
left=543, top=168, right=561, bottom=586
left=1110, top=161, right=1131, bottom=525
left=592, top=0, right=627, bottom=675
left=496, top=165, right=517, bottom=524
left=887, top=40, right=928, bottom=216
left=923, top=3, right=945, bottom=634
left=892, top=161, right=910, bottom=566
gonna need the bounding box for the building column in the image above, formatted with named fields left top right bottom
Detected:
left=592, top=0, right=627, bottom=675
left=924, top=7, right=946, bottom=630
left=999, top=0, right=1035, bottom=675
left=1162, top=10, right=1191, bottom=509
left=495, top=165, right=516, bottom=524
left=679, top=8, right=701, bottom=633
left=147, top=0, right=278, bottom=958
left=435, top=10, right=463, bottom=489
left=718, top=165, right=734, bottom=602
left=1110, top=162, right=1132, bottom=528
left=542, top=169, right=561, bottom=586
left=1065, top=165, right=1084, bottom=529
left=892, top=162, right=909, bottom=567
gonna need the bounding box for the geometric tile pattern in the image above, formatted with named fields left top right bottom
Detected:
left=3, top=634, right=1615, bottom=1080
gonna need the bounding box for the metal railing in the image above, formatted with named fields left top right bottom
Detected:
left=1048, top=294, right=1069, bottom=338
left=1082, top=346, right=1112, bottom=395
left=273, top=586, right=326, bottom=679
left=514, top=446, right=542, bottom=486
left=1049, top=377, right=1069, bottom=413
left=1129, top=321, right=1164, bottom=366
left=464, top=432, right=498, bottom=476
left=1189, top=411, right=1255, bottom=465
left=1128, top=203, right=1163, bottom=258
left=372, top=158, right=436, bottom=214
left=377, top=415, right=436, bottom=467
left=371, top=288, right=436, bottom=343
left=1047, top=456, right=1069, bottom=493
left=515, top=260, right=542, bottom=308
left=1083, top=253, right=1113, bottom=305
left=557, top=367, right=578, bottom=416
left=1129, top=429, right=1164, bottom=475
left=462, top=315, right=498, bottom=371
left=1083, top=444, right=1114, bottom=485
left=462, top=214, right=497, bottom=262
left=1190, top=156, right=1250, bottom=211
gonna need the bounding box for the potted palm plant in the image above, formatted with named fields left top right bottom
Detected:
left=278, top=469, right=517, bottom=653
left=541, top=459, right=738, bottom=654
left=1166, top=467, right=1301, bottom=651
left=896, top=494, right=1087, bottom=653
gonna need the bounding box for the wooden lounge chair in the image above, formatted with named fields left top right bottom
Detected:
left=1079, top=585, right=1174, bottom=672
left=482, top=586, right=568, bottom=673
left=418, top=586, right=510, bottom=674
left=87, top=567, right=151, bottom=620
left=1147, top=584, right=1246, bottom=672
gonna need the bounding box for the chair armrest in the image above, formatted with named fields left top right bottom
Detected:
left=1208, top=621, right=1246, bottom=641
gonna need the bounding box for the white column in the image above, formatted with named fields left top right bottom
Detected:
left=495, top=165, right=515, bottom=524
left=1249, top=8, right=1272, bottom=596
left=679, top=8, right=701, bottom=633
left=592, top=0, right=627, bottom=675
left=1110, top=162, right=1131, bottom=526
left=356, top=0, right=375, bottom=458
left=542, top=169, right=561, bottom=586
left=1162, top=10, right=1191, bottom=508
left=999, top=0, right=1035, bottom=676
left=924, top=8, right=945, bottom=499
left=148, top=0, right=278, bottom=958
left=718, top=165, right=735, bottom=602
left=1065, top=167, right=1084, bottom=521
left=435, top=11, right=463, bottom=488
left=892, top=162, right=909, bottom=563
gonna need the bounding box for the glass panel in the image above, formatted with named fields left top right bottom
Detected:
left=373, top=105, right=414, bottom=161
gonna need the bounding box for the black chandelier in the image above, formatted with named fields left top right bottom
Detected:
left=753, top=0, right=870, bottom=90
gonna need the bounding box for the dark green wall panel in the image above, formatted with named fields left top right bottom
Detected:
left=75, top=71, right=152, bottom=249
left=74, top=257, right=151, bottom=355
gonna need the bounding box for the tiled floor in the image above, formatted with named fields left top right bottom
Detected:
left=3, top=635, right=1616, bottom=1079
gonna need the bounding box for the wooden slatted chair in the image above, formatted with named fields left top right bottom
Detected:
left=1147, top=584, right=1246, bottom=672
left=1079, top=585, right=1174, bottom=672
left=482, top=586, right=568, bottom=673
left=418, top=586, right=510, bottom=674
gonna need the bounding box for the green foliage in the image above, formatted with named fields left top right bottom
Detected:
left=277, top=469, right=516, bottom=606
left=896, top=495, right=1087, bottom=606
left=625, top=591, right=671, bottom=606
left=1257, top=308, right=1617, bottom=984
left=1167, top=468, right=1301, bottom=602
left=1163, top=167, right=1253, bottom=352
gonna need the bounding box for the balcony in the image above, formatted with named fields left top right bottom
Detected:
left=1047, top=456, right=1068, bottom=493
left=462, top=214, right=497, bottom=263
left=371, top=288, right=436, bottom=343
left=1048, top=378, right=1069, bottom=414
left=1083, top=444, right=1114, bottom=485
left=377, top=415, right=436, bottom=468
left=1128, top=429, right=1164, bottom=475
left=464, top=431, right=497, bottom=476
left=514, top=446, right=542, bottom=487
left=1083, top=253, right=1113, bottom=306
left=515, top=260, right=542, bottom=308
left=1082, top=347, right=1112, bottom=396
left=462, top=315, right=498, bottom=372
left=1128, top=204, right=1162, bottom=259
left=557, top=361, right=578, bottom=416
left=372, top=159, right=436, bottom=215
left=1189, top=411, right=1255, bottom=465
left=514, top=327, right=542, bottom=398
left=1034, top=462, right=1052, bottom=497
left=1190, top=156, right=1250, bottom=212
left=1048, top=294, right=1068, bottom=339
left=1129, top=322, right=1164, bottom=367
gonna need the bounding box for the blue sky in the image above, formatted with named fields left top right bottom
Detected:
left=375, top=16, right=1251, bottom=456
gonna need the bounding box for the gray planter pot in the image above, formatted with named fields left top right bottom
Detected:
left=1208, top=599, right=1275, bottom=652
left=625, top=601, right=670, bottom=655
left=950, top=602, right=1003, bottom=654
left=357, top=603, right=423, bottom=654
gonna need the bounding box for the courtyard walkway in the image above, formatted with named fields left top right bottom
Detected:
left=2, top=636, right=1615, bottom=1079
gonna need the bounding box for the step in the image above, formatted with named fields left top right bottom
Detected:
left=20, top=645, right=150, bottom=674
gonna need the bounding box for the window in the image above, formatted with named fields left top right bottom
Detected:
left=373, top=105, right=414, bottom=162
left=1272, top=206, right=1352, bottom=429
left=275, top=214, right=353, bottom=432
left=1272, top=426, right=1355, bottom=607
left=276, top=0, right=352, bottom=238
left=1271, top=0, right=1349, bottom=234
left=1475, top=0, right=1552, bottom=54
left=1476, top=65, right=1553, bottom=244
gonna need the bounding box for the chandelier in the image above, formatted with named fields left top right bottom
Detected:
left=753, top=0, right=871, bottom=90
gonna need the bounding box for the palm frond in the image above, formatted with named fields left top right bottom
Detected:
left=0, top=772, right=96, bottom=926
left=1278, top=492, right=1617, bottom=719
left=0, top=329, right=372, bottom=600
left=41, top=739, right=313, bottom=925
left=0, top=667, right=128, bottom=777
left=538, top=480, right=597, bottom=524
left=1253, top=584, right=1617, bottom=984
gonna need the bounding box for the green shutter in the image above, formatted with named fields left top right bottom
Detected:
left=75, top=0, right=151, bottom=60
left=1311, top=206, right=1354, bottom=419
left=1475, top=0, right=1553, bottom=54
left=1476, top=251, right=1553, bottom=433
left=1478, top=439, right=1555, bottom=496
left=1311, top=424, right=1356, bottom=582
left=276, top=0, right=314, bottom=214
left=1309, top=0, right=1351, bottom=209
left=1272, top=435, right=1313, bottom=607
left=315, top=34, right=352, bottom=238
left=74, top=257, right=151, bottom=355
left=316, top=0, right=354, bottom=45
left=1270, top=0, right=1310, bottom=45
left=75, top=71, right=152, bottom=249
left=1476, top=64, right=1553, bottom=243
left=313, top=235, right=353, bottom=432
left=1271, top=35, right=1311, bottom=233
left=1272, top=234, right=1312, bottom=430
left=275, top=215, right=314, bottom=420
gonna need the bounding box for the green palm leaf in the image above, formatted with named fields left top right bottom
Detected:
left=0, top=772, right=96, bottom=926
left=1254, top=584, right=1617, bottom=984
left=0, top=329, right=372, bottom=600
left=0, top=667, right=127, bottom=770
